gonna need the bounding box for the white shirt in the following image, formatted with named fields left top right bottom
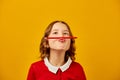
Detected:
left=44, top=57, right=72, bottom=74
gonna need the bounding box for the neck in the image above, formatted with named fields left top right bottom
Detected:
left=49, top=49, right=66, bottom=67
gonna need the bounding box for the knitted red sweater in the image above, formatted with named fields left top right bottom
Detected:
left=27, top=60, right=86, bottom=80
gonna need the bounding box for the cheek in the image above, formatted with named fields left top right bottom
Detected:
left=67, top=40, right=71, bottom=48
left=48, top=39, right=56, bottom=46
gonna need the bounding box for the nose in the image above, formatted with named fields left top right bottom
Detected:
left=58, top=33, right=64, bottom=37
left=58, top=33, right=65, bottom=42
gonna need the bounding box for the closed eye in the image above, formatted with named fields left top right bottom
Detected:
left=52, top=32, right=58, bottom=34
left=63, top=32, right=69, bottom=35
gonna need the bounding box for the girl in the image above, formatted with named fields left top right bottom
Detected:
left=27, top=21, right=86, bottom=80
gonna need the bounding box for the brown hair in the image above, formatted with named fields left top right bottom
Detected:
left=40, top=21, right=76, bottom=61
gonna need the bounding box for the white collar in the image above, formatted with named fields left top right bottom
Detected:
left=44, top=57, right=72, bottom=74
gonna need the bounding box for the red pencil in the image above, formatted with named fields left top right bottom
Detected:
left=45, top=36, right=77, bottom=39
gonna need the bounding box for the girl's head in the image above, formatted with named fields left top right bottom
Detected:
left=40, top=21, right=76, bottom=61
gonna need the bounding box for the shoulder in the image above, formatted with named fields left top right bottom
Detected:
left=31, top=60, right=44, bottom=66
left=71, top=61, right=83, bottom=68
left=70, top=61, right=86, bottom=79
left=70, top=61, right=85, bottom=73
left=30, top=60, right=45, bottom=71
left=27, top=60, right=46, bottom=79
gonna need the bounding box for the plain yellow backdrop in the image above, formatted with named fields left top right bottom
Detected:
left=0, top=0, right=120, bottom=80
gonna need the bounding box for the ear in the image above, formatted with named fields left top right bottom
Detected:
left=44, top=37, right=48, bottom=40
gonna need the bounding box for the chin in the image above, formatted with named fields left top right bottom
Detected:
left=55, top=48, right=68, bottom=51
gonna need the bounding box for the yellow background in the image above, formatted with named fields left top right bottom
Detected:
left=0, top=0, right=120, bottom=80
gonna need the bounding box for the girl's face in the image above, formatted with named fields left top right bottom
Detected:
left=48, top=22, right=71, bottom=51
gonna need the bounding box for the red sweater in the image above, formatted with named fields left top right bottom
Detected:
left=27, top=60, right=86, bottom=80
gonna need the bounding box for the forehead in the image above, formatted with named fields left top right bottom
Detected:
left=51, top=22, right=69, bottom=31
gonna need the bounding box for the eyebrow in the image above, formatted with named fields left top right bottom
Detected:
left=52, top=29, right=69, bottom=32
left=63, top=30, right=69, bottom=32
